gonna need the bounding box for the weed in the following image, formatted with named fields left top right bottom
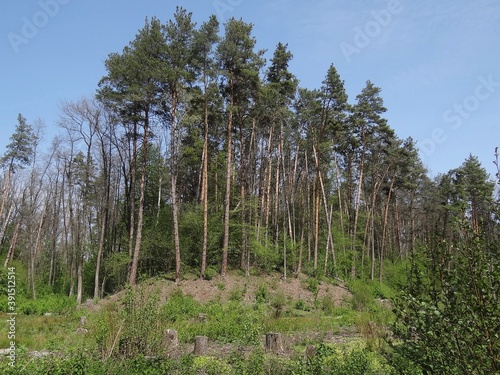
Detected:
left=294, top=298, right=309, bottom=311
left=271, top=291, right=287, bottom=318
left=255, top=283, right=269, bottom=304
left=319, top=295, right=335, bottom=316
left=228, top=286, right=245, bottom=302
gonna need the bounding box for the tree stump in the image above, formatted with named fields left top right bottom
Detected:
left=79, top=316, right=87, bottom=327
left=164, top=329, right=178, bottom=349
left=193, top=335, right=208, bottom=355
left=305, top=345, right=316, bottom=359
left=265, top=333, right=284, bottom=353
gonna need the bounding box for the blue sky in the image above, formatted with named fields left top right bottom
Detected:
left=1, top=0, right=499, bottom=179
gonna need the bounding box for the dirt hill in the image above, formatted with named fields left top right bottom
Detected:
left=86, top=271, right=351, bottom=311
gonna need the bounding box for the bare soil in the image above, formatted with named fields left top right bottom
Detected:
left=87, top=271, right=351, bottom=310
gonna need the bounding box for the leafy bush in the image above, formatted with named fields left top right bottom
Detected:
left=347, top=279, right=376, bottom=312
left=118, top=286, right=164, bottom=358
left=200, top=301, right=264, bottom=345
left=203, top=266, right=218, bottom=280
left=392, top=229, right=500, bottom=374
left=162, top=289, right=201, bottom=322
left=193, top=356, right=232, bottom=375
left=307, top=277, right=320, bottom=294
left=294, top=298, right=309, bottom=311
left=228, top=286, right=245, bottom=302
left=298, top=343, right=394, bottom=375
left=270, top=291, right=287, bottom=318
left=11, top=294, right=76, bottom=315
left=91, top=286, right=165, bottom=359
left=255, top=283, right=269, bottom=304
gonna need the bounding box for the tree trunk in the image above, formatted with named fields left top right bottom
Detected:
left=313, top=145, right=336, bottom=275
left=239, top=115, right=247, bottom=273
left=263, top=127, right=274, bottom=245
left=128, top=122, right=138, bottom=260
left=379, top=176, right=395, bottom=283
left=76, top=255, right=83, bottom=304
left=351, top=146, right=366, bottom=279
left=94, top=205, right=107, bottom=299
left=200, top=89, right=210, bottom=279
left=0, top=168, right=12, bottom=225
left=313, top=176, right=320, bottom=272
left=170, top=90, right=181, bottom=283
left=164, top=329, right=179, bottom=350
left=221, top=82, right=234, bottom=277
left=4, top=221, right=20, bottom=267
left=129, top=118, right=149, bottom=286
left=0, top=204, right=13, bottom=244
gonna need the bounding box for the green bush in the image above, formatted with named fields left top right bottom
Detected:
left=203, top=266, right=218, bottom=280
left=200, top=301, right=264, bottom=345
left=294, top=298, right=309, bottom=311
left=255, top=284, right=269, bottom=304
left=270, top=291, right=287, bottom=318
left=228, top=286, right=245, bottom=302
left=303, top=277, right=320, bottom=295
left=392, top=229, right=500, bottom=374
left=162, top=289, right=201, bottom=322
left=13, top=294, right=76, bottom=315
left=299, top=343, right=394, bottom=375
left=347, top=280, right=375, bottom=312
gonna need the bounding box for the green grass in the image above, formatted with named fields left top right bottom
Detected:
left=0, top=313, right=86, bottom=351
left=0, top=271, right=404, bottom=374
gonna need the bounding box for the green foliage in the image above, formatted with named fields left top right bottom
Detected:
left=255, top=283, right=269, bottom=304
left=203, top=266, right=218, bottom=281
left=162, top=289, right=202, bottom=322
left=303, top=276, right=320, bottom=295
left=318, top=295, right=335, bottom=315
left=0, top=293, right=76, bottom=315
left=271, top=291, right=287, bottom=318
left=92, top=286, right=164, bottom=359
left=347, top=279, right=377, bottom=312
left=192, top=356, right=232, bottom=375
left=18, top=295, right=76, bottom=315
left=294, top=343, right=394, bottom=375
left=119, top=287, right=164, bottom=358
left=198, top=301, right=264, bottom=345
left=392, top=227, right=500, bottom=374
left=251, top=238, right=281, bottom=273
left=1, top=114, right=38, bottom=171
left=0, top=349, right=105, bottom=375
left=381, top=260, right=409, bottom=291
left=294, top=298, right=310, bottom=312
left=228, top=285, right=246, bottom=302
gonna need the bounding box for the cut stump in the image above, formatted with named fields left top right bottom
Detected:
left=164, top=329, right=179, bottom=349
left=193, top=335, right=208, bottom=355
left=265, top=332, right=284, bottom=353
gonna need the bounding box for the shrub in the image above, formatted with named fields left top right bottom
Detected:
left=228, top=286, right=245, bottom=302
left=92, top=285, right=164, bottom=359
left=270, top=291, right=287, bottom=318
left=16, top=294, right=76, bottom=315
left=294, top=298, right=308, bottom=311
left=162, top=289, right=201, bottom=322
left=391, top=229, right=500, bottom=374
left=255, top=283, right=269, bottom=304
left=200, top=301, right=263, bottom=345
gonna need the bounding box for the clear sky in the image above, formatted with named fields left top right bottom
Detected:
left=1, top=0, right=499, bottom=179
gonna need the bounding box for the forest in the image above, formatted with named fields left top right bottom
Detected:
left=0, top=8, right=498, bottom=374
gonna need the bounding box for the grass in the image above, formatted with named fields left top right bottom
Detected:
left=0, top=271, right=400, bottom=375
left=0, top=313, right=86, bottom=351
